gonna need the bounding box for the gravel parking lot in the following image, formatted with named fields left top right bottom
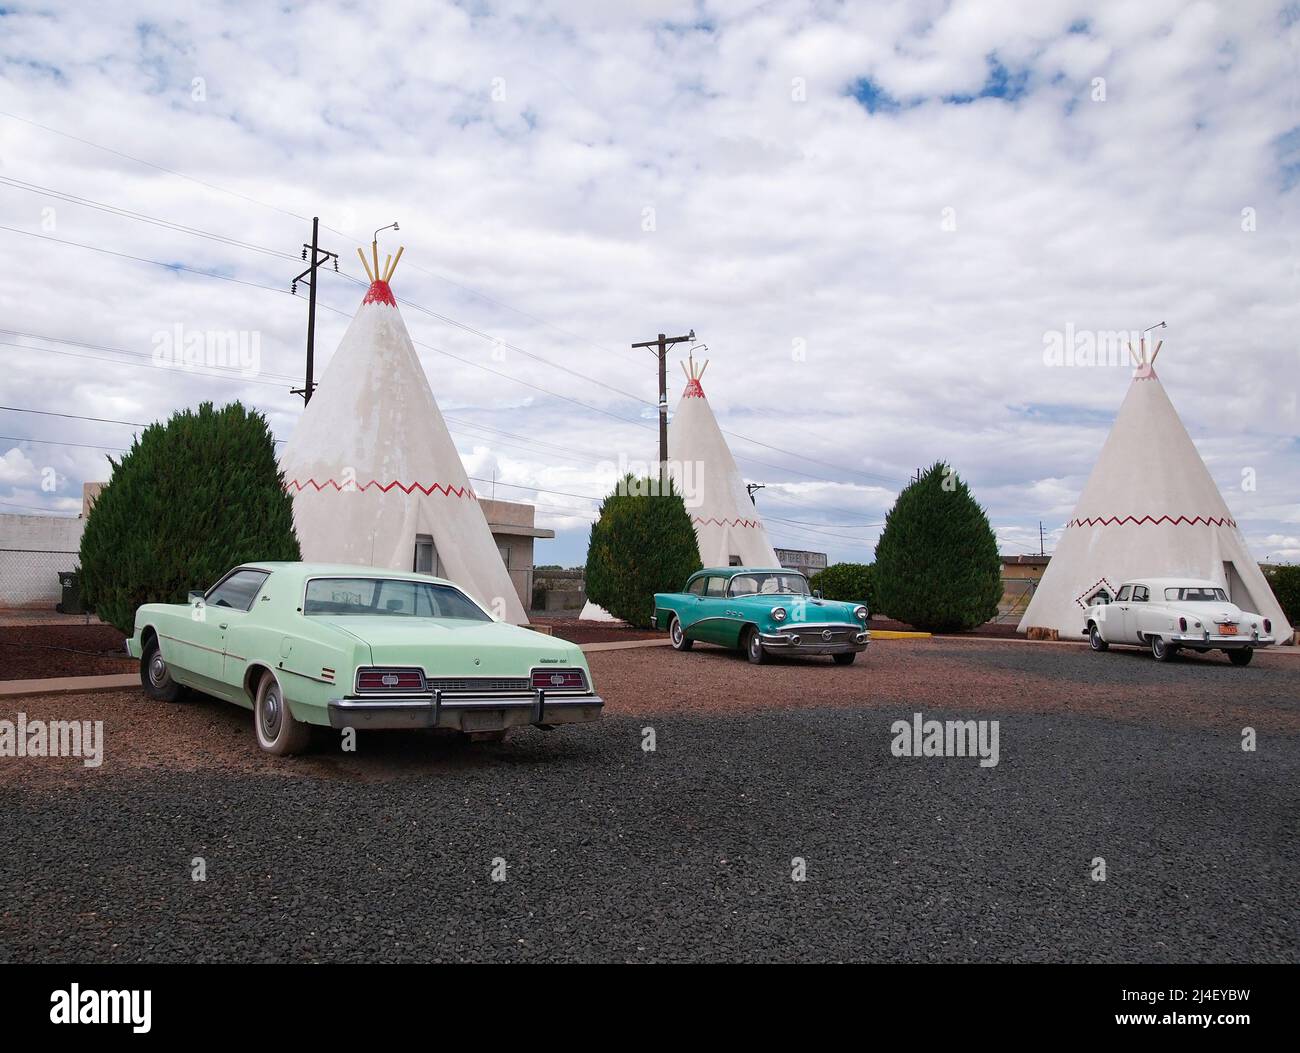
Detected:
left=1, top=638, right=1296, bottom=962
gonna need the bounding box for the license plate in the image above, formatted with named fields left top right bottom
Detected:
left=463, top=710, right=506, bottom=732
left=1218, top=623, right=1238, bottom=635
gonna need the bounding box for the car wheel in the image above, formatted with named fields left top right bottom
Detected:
left=744, top=628, right=768, bottom=665
left=1150, top=635, right=1174, bottom=662
left=140, top=637, right=182, bottom=702
left=670, top=616, right=693, bottom=651
left=832, top=652, right=857, bottom=666
left=1088, top=624, right=1109, bottom=651
left=254, top=670, right=311, bottom=755
left=1227, top=648, right=1254, bottom=667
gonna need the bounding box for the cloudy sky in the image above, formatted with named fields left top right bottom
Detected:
left=1, top=0, right=1297, bottom=569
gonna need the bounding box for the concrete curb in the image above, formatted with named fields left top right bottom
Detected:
left=0, top=673, right=139, bottom=698
left=580, top=638, right=673, bottom=652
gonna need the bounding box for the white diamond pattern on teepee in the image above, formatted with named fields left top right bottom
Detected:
left=1019, top=340, right=1290, bottom=640
left=279, top=246, right=527, bottom=624
left=669, top=354, right=780, bottom=568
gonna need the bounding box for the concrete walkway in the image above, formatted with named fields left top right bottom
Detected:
left=0, top=672, right=138, bottom=698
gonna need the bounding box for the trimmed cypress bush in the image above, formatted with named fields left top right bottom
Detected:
left=873, top=462, right=1001, bottom=632
left=809, top=562, right=874, bottom=608
left=584, top=474, right=701, bottom=627
left=79, top=401, right=300, bottom=633
left=1264, top=565, right=1300, bottom=627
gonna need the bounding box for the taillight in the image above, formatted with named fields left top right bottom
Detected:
left=1264, top=619, right=1271, bottom=634
left=1179, top=617, right=1187, bottom=632
left=531, top=668, right=586, bottom=690
left=356, top=667, right=425, bottom=692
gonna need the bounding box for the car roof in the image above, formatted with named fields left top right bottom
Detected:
left=238, top=562, right=459, bottom=587
left=690, top=566, right=796, bottom=579
left=1121, top=577, right=1222, bottom=589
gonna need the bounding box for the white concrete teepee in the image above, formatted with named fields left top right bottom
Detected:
left=578, top=356, right=782, bottom=622
left=279, top=242, right=527, bottom=624
left=1019, top=340, right=1290, bottom=641
left=668, top=355, right=781, bottom=568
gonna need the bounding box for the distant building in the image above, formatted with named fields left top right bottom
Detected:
left=476, top=498, right=556, bottom=613
left=776, top=547, right=828, bottom=579
left=1000, top=554, right=1050, bottom=618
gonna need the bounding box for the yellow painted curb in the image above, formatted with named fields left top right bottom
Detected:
left=869, top=630, right=932, bottom=640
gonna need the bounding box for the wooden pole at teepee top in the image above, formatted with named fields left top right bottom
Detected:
left=386, top=245, right=404, bottom=282
left=357, top=247, right=373, bottom=281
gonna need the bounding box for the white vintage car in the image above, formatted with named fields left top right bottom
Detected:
left=1084, top=578, right=1277, bottom=665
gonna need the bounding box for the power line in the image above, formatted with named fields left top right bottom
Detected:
left=0, top=225, right=309, bottom=300
left=0, top=109, right=344, bottom=237
left=0, top=175, right=300, bottom=261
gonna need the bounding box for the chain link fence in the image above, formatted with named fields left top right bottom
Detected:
left=0, top=549, right=79, bottom=608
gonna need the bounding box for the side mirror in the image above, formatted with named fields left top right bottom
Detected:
left=812, top=589, right=822, bottom=599
left=189, top=590, right=205, bottom=604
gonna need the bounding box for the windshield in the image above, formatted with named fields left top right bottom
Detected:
left=303, top=577, right=491, bottom=620
left=1164, top=586, right=1229, bottom=602
left=728, top=572, right=811, bottom=597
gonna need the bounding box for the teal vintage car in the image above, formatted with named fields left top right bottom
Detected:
left=126, top=562, right=603, bottom=755
left=653, top=567, right=870, bottom=665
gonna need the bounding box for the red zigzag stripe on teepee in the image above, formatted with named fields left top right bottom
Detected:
left=693, top=516, right=763, bottom=528
left=286, top=478, right=477, bottom=498
left=1068, top=514, right=1236, bottom=528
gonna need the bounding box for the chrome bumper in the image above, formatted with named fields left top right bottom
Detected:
left=758, top=627, right=869, bottom=655
left=1167, top=633, right=1274, bottom=649
left=327, top=689, right=604, bottom=731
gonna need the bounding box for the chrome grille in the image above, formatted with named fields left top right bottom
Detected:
left=426, top=677, right=530, bottom=694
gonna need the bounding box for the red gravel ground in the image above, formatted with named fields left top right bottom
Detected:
left=0, top=623, right=133, bottom=680
left=2, top=637, right=1295, bottom=788
left=533, top=620, right=661, bottom=645
left=871, top=617, right=1023, bottom=638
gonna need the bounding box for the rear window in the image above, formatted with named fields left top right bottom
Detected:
left=1165, top=586, right=1228, bottom=602
left=303, top=578, right=490, bottom=620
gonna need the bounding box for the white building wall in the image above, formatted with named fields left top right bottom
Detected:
left=0, top=514, right=85, bottom=607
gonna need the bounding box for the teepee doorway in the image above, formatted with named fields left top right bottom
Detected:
left=1223, top=560, right=1260, bottom=614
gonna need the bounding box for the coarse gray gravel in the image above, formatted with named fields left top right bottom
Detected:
left=2, top=657, right=1296, bottom=962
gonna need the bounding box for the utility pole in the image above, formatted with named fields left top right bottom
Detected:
left=290, top=217, right=338, bottom=404
left=632, top=329, right=694, bottom=489
left=1039, top=521, right=1045, bottom=556
left=746, top=482, right=765, bottom=505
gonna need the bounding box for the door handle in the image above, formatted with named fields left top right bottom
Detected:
left=218, top=622, right=228, bottom=630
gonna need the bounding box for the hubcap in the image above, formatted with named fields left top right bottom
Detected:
left=149, top=653, right=167, bottom=686
left=750, top=636, right=760, bottom=657
left=672, top=621, right=682, bottom=645
left=261, top=686, right=282, bottom=739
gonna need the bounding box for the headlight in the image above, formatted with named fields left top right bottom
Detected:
left=1264, top=618, right=1272, bottom=633
left=854, top=605, right=868, bottom=622
left=772, top=607, right=787, bottom=623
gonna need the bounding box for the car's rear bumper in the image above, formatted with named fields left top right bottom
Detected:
left=759, top=627, right=869, bottom=655
left=327, top=690, right=604, bottom=731
left=1167, top=633, right=1274, bottom=649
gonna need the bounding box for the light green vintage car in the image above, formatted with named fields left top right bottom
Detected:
left=126, top=562, right=603, bottom=755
